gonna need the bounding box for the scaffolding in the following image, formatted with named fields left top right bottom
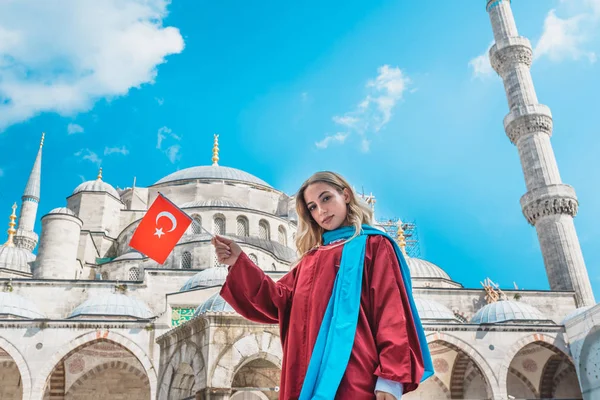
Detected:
left=377, top=218, right=422, bottom=259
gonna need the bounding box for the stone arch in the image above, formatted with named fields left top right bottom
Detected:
left=426, top=332, right=497, bottom=399
left=31, top=330, right=157, bottom=399
left=277, top=225, right=287, bottom=246
left=0, top=335, right=32, bottom=400
left=230, top=391, right=270, bottom=400
left=210, top=331, right=282, bottom=388
left=258, top=219, right=270, bottom=240
left=65, top=360, right=149, bottom=397
left=213, top=213, right=226, bottom=235
left=190, top=214, right=203, bottom=235
left=158, top=340, right=205, bottom=400
left=508, top=366, right=539, bottom=398
left=498, top=333, right=571, bottom=392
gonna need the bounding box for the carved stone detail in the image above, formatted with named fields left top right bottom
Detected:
left=505, top=113, right=553, bottom=145
left=522, top=196, right=578, bottom=225
left=490, top=45, right=533, bottom=75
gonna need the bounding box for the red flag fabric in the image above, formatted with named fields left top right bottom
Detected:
left=129, top=193, right=192, bottom=264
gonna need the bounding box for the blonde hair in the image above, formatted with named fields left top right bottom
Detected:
left=294, top=171, right=374, bottom=259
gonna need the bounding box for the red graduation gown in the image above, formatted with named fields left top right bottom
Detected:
left=220, top=235, right=424, bottom=399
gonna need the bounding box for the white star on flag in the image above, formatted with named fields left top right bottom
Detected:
left=154, top=227, right=165, bottom=238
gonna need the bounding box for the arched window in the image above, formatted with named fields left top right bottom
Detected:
left=259, top=220, right=270, bottom=240
left=181, top=251, right=192, bottom=269
left=249, top=253, right=258, bottom=266
left=191, top=215, right=202, bottom=234
left=213, top=215, right=225, bottom=235
left=128, top=267, right=140, bottom=281
left=278, top=225, right=287, bottom=246
left=237, top=216, right=249, bottom=237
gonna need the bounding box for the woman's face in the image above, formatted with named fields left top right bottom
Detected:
left=304, top=182, right=350, bottom=231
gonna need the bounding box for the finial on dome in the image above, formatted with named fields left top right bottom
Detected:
left=396, top=220, right=407, bottom=257
left=97, top=167, right=103, bottom=181
left=40, top=132, right=45, bottom=148
left=4, top=203, right=17, bottom=247
left=212, top=134, right=219, bottom=166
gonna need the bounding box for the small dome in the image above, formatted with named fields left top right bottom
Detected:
left=562, top=306, right=593, bottom=325
left=69, top=293, right=152, bottom=319
left=407, top=257, right=451, bottom=280
left=113, top=251, right=145, bottom=261
left=73, top=179, right=120, bottom=199
left=471, top=300, right=548, bottom=324
left=180, top=199, right=245, bottom=209
left=414, top=298, right=458, bottom=322
left=47, top=207, right=76, bottom=216
left=0, top=292, right=45, bottom=319
left=154, top=165, right=271, bottom=188
left=0, top=245, right=35, bottom=274
left=194, top=293, right=235, bottom=316
left=180, top=267, right=228, bottom=292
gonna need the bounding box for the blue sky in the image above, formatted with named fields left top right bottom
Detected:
left=1, top=0, right=600, bottom=298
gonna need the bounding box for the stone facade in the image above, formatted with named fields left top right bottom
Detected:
left=0, top=2, right=596, bottom=399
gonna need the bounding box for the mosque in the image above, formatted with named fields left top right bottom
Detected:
left=2, top=1, right=600, bottom=399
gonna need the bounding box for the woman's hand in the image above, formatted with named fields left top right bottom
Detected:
left=211, top=235, right=243, bottom=266
left=375, top=391, right=397, bottom=400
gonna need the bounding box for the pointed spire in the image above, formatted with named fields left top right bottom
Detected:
left=4, top=203, right=17, bottom=247
left=212, top=134, right=219, bottom=166
left=396, top=220, right=407, bottom=257
left=97, top=167, right=103, bottom=181
left=22, top=132, right=44, bottom=202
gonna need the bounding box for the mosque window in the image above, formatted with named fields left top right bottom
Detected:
left=181, top=251, right=192, bottom=269
left=249, top=253, right=258, bottom=266
left=214, top=215, right=225, bottom=235
left=191, top=215, right=202, bottom=235
left=259, top=220, right=270, bottom=240
left=128, top=267, right=140, bottom=281
left=237, top=216, right=249, bottom=237
left=278, top=225, right=287, bottom=246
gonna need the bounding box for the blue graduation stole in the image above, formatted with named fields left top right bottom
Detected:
left=299, top=224, right=433, bottom=399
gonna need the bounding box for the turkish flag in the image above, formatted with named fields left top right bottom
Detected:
left=129, top=193, right=192, bottom=264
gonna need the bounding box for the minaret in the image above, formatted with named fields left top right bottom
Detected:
left=212, top=134, right=220, bottom=166
left=14, top=133, right=44, bottom=251
left=486, top=1, right=595, bottom=306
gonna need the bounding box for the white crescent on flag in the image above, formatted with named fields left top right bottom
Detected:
left=156, top=211, right=177, bottom=232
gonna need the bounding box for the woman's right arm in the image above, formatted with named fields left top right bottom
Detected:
left=220, top=251, right=299, bottom=324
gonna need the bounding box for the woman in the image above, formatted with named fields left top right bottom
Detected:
left=212, top=171, right=432, bottom=399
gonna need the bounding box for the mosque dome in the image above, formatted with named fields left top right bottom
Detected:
left=407, top=257, right=451, bottom=280
left=68, top=293, right=153, bottom=319
left=154, top=165, right=271, bottom=188
left=194, top=293, right=235, bottom=316
left=471, top=300, right=549, bottom=324
left=72, top=168, right=120, bottom=199
left=47, top=207, right=76, bottom=216
left=0, top=292, right=45, bottom=319
left=414, top=298, right=458, bottom=322
left=561, top=306, right=593, bottom=325
left=180, top=267, right=228, bottom=292
left=0, top=245, right=35, bottom=274
left=180, top=199, right=246, bottom=209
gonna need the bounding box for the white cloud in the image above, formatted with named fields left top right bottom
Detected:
left=330, top=65, right=410, bottom=151
left=156, top=126, right=181, bottom=163
left=74, top=148, right=101, bottom=166
left=315, top=132, right=348, bottom=149
left=104, top=146, right=129, bottom=156
left=469, top=43, right=495, bottom=79
left=535, top=9, right=596, bottom=62
left=165, top=144, right=181, bottom=163
left=360, top=139, right=370, bottom=153
left=67, top=123, right=84, bottom=134
left=0, top=0, right=184, bottom=131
